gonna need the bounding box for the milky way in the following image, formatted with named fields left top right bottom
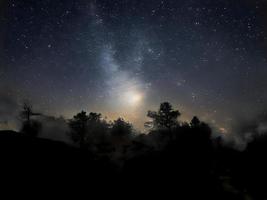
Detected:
left=1, top=0, right=267, bottom=133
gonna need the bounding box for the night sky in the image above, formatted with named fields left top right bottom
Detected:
left=1, top=0, right=267, bottom=133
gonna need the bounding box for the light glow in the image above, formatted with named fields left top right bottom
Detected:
left=123, top=90, right=143, bottom=106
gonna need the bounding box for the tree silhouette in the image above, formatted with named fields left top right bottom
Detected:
left=20, top=103, right=33, bottom=124
left=20, top=102, right=41, bottom=123
left=88, top=112, right=102, bottom=122
left=111, top=118, right=132, bottom=137
left=19, top=102, right=42, bottom=137
left=110, top=118, right=133, bottom=156
left=68, top=111, right=110, bottom=150
left=190, top=116, right=200, bottom=127
left=68, top=111, right=89, bottom=148
left=87, top=112, right=110, bottom=147
left=146, top=102, right=181, bottom=129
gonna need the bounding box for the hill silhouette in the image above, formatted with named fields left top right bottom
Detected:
left=0, top=102, right=267, bottom=199
left=0, top=130, right=117, bottom=192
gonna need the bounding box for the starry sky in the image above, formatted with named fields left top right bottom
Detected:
left=0, top=0, right=267, bottom=133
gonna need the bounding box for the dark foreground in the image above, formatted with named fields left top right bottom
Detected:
left=0, top=130, right=266, bottom=199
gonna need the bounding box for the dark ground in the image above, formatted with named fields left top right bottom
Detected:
left=0, top=130, right=266, bottom=199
